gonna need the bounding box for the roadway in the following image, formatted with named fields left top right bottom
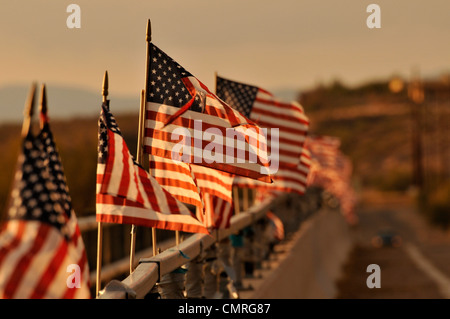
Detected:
left=336, top=192, right=450, bottom=299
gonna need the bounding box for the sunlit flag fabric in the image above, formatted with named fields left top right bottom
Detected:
left=144, top=43, right=271, bottom=182
left=190, top=165, right=233, bottom=203
left=150, top=155, right=233, bottom=206
left=233, top=146, right=311, bottom=196
left=149, top=155, right=203, bottom=209
left=216, top=76, right=310, bottom=169
left=305, top=135, right=341, bottom=170
left=199, top=193, right=234, bottom=231
left=0, top=117, right=90, bottom=299
left=190, top=165, right=234, bottom=230
left=96, top=103, right=208, bottom=234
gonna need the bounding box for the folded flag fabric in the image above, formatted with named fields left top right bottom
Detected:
left=96, top=103, right=208, bottom=234
left=149, top=156, right=234, bottom=229
left=198, top=193, right=234, bottom=231
left=233, top=146, right=311, bottom=196
left=149, top=155, right=203, bottom=209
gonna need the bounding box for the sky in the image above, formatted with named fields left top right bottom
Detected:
left=1, top=1, right=450, bottom=116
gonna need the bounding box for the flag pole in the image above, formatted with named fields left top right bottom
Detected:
left=21, top=83, right=37, bottom=137
left=39, top=84, right=47, bottom=129
left=215, top=72, right=241, bottom=216
left=129, top=89, right=146, bottom=273
left=96, top=70, right=108, bottom=296
left=144, top=19, right=158, bottom=256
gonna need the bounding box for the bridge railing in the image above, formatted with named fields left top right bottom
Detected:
left=78, top=192, right=294, bottom=299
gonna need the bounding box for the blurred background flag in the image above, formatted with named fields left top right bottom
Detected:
left=96, top=103, right=208, bottom=234
left=144, top=43, right=271, bottom=182
left=0, top=86, right=90, bottom=299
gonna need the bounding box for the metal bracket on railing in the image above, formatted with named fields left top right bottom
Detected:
left=139, top=259, right=161, bottom=283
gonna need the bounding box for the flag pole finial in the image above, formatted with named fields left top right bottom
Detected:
left=102, top=70, right=109, bottom=103
left=146, top=19, right=152, bottom=42
left=39, top=84, right=48, bottom=129
left=39, top=84, right=47, bottom=115
left=21, top=83, right=37, bottom=137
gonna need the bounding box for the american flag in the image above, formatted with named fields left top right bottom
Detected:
left=266, top=211, right=285, bottom=242
left=149, top=155, right=203, bottom=209
left=234, top=146, right=311, bottom=196
left=305, top=135, right=341, bottom=169
left=0, top=119, right=90, bottom=299
left=96, top=104, right=208, bottom=234
left=191, top=165, right=234, bottom=230
left=305, top=135, right=358, bottom=225
left=216, top=76, right=310, bottom=169
left=144, top=43, right=271, bottom=182
left=190, top=164, right=233, bottom=203
left=199, top=193, right=234, bottom=230
left=149, top=156, right=234, bottom=228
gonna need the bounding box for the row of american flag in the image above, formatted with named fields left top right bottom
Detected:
left=0, top=39, right=357, bottom=298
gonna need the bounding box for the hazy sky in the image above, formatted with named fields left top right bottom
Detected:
left=1, top=0, right=450, bottom=100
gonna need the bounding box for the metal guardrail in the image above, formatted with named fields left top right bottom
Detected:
left=80, top=194, right=286, bottom=299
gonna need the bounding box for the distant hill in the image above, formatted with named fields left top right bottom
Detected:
left=299, top=78, right=450, bottom=196
left=0, top=84, right=139, bottom=124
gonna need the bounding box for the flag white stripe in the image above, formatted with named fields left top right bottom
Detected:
left=13, top=225, right=62, bottom=298
left=97, top=203, right=204, bottom=226
left=107, top=133, right=125, bottom=196
left=0, top=222, right=36, bottom=296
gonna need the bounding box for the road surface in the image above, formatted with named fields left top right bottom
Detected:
left=336, top=193, right=450, bottom=299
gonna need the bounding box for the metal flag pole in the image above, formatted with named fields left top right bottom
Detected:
left=39, top=84, right=47, bottom=129
left=21, top=83, right=37, bottom=137
left=129, top=89, right=146, bottom=273
left=143, top=19, right=158, bottom=257
left=96, top=70, right=108, bottom=296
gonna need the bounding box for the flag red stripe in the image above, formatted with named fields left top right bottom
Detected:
left=117, top=136, right=131, bottom=197
left=96, top=193, right=145, bottom=209
left=148, top=175, right=199, bottom=193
